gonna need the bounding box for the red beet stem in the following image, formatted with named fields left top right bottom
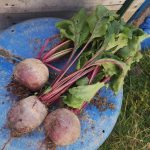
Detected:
left=51, top=48, right=77, bottom=86
left=41, top=66, right=95, bottom=101
left=40, top=66, right=95, bottom=102
left=52, top=38, right=92, bottom=87
left=44, top=48, right=73, bottom=63
left=52, top=63, right=94, bottom=90
left=64, top=46, right=76, bottom=67
left=37, top=34, right=60, bottom=59
left=46, top=63, right=62, bottom=73
left=89, top=66, right=100, bottom=84
left=42, top=40, right=71, bottom=61
left=43, top=86, right=69, bottom=105
left=52, top=69, right=82, bottom=89
left=41, top=67, right=95, bottom=104
left=101, top=76, right=111, bottom=83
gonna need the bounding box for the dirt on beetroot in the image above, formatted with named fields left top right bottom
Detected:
left=45, top=138, right=56, bottom=150
left=6, top=78, right=32, bottom=100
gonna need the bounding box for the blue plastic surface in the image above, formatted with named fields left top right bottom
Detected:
left=0, top=18, right=123, bottom=150
left=128, top=0, right=150, bottom=50
left=140, top=16, right=150, bottom=50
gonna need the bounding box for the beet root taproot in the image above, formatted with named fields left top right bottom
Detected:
left=44, top=108, right=80, bottom=146
left=7, top=96, right=48, bottom=137
left=13, top=58, right=49, bottom=91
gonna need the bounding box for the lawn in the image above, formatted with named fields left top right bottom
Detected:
left=99, top=51, right=150, bottom=150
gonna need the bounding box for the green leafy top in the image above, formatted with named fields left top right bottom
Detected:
left=56, top=9, right=90, bottom=49
left=87, top=5, right=118, bottom=40
left=56, top=5, right=149, bottom=109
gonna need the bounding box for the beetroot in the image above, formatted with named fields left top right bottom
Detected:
left=44, top=108, right=80, bottom=146
left=13, top=58, right=49, bottom=91
left=7, top=96, right=48, bottom=137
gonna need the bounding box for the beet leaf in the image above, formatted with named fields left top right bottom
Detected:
left=63, top=82, right=104, bottom=108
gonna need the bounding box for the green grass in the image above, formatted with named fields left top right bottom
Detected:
left=99, top=51, right=150, bottom=150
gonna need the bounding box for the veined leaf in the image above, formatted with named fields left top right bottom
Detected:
left=63, top=82, right=104, bottom=108
left=56, top=9, right=90, bottom=49
left=63, top=94, right=84, bottom=108
left=69, top=82, right=104, bottom=100
left=87, top=5, right=118, bottom=40
left=99, top=20, right=122, bottom=51
left=106, top=33, right=128, bottom=51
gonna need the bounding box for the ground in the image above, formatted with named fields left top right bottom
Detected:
left=99, top=51, right=150, bottom=150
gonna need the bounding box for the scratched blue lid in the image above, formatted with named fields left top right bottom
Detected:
left=0, top=18, right=123, bottom=150
left=140, top=16, right=150, bottom=50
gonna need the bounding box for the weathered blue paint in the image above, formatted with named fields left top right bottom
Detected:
left=0, top=18, right=123, bottom=150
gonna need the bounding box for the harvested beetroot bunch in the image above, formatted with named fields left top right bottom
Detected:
left=7, top=5, right=148, bottom=147
left=40, top=5, right=148, bottom=112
